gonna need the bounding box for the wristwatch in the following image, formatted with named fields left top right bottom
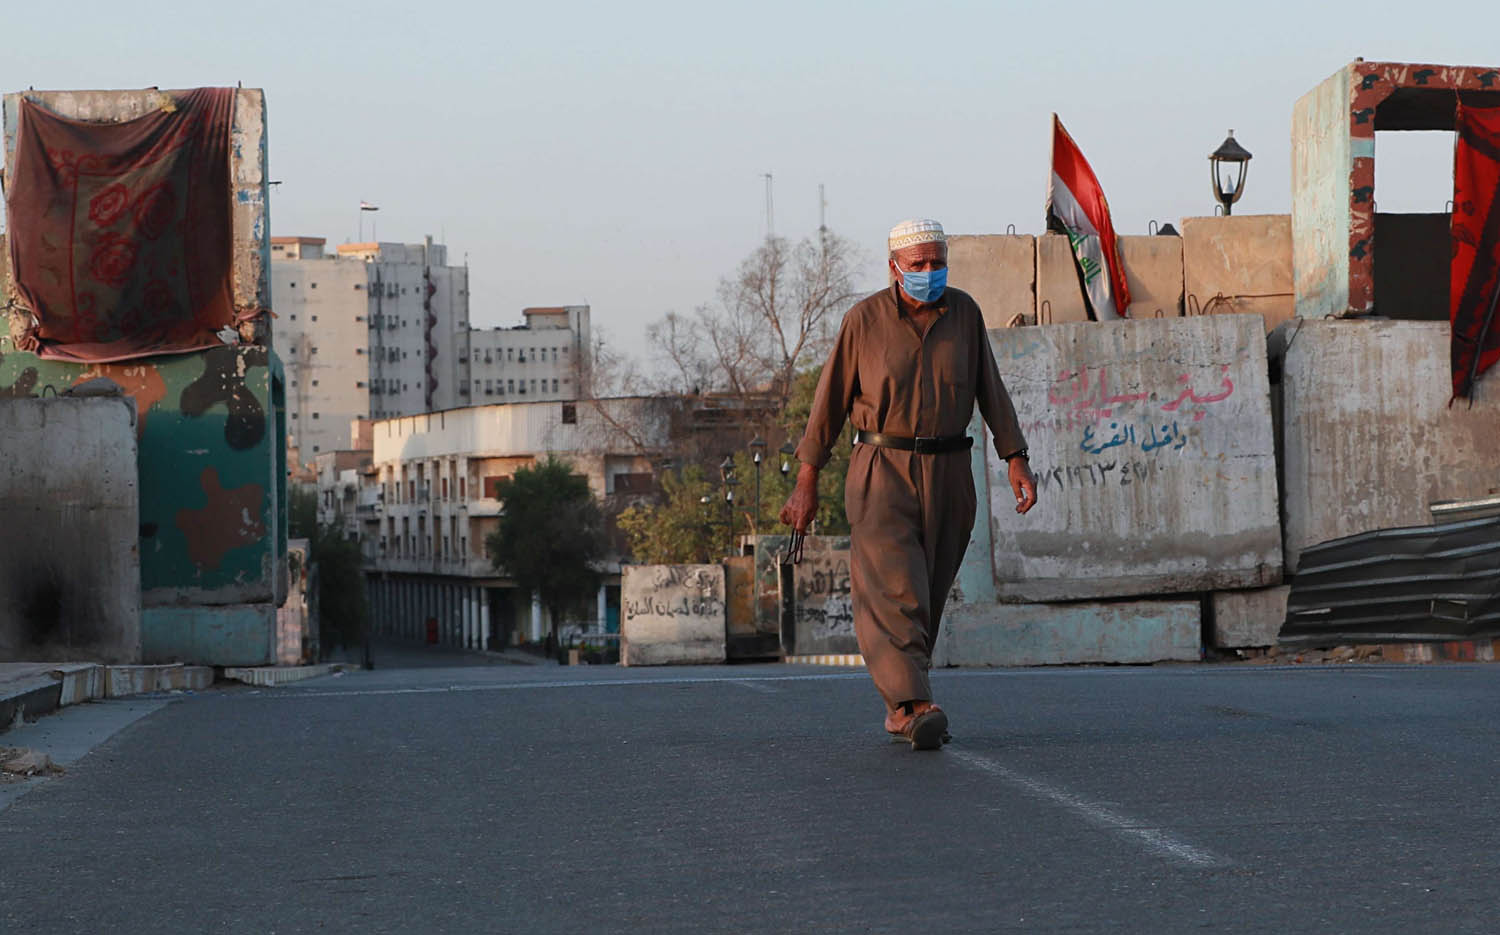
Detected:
left=1004, top=448, right=1029, bottom=462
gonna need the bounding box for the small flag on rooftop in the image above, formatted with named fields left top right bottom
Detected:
left=1046, top=115, right=1130, bottom=320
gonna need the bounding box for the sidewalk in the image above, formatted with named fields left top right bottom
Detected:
left=0, top=661, right=212, bottom=735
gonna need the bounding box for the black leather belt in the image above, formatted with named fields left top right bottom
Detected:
left=854, top=429, right=972, bottom=454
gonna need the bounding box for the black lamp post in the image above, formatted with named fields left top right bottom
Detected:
left=719, top=456, right=738, bottom=554
left=1210, top=130, right=1252, bottom=216
left=748, top=436, right=766, bottom=534
left=779, top=442, right=794, bottom=479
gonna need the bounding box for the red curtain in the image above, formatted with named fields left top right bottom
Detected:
left=1451, top=103, right=1500, bottom=401
left=5, top=88, right=238, bottom=363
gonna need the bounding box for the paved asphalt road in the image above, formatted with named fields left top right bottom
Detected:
left=2, top=645, right=1498, bottom=934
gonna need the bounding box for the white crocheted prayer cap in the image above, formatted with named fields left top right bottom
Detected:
left=888, top=218, right=946, bottom=252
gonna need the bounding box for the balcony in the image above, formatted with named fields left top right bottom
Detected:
left=467, top=497, right=503, bottom=517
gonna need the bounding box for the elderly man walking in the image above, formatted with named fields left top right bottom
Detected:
left=779, top=219, right=1037, bottom=751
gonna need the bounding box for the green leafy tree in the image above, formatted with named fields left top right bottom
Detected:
left=289, top=485, right=318, bottom=540
left=763, top=365, right=851, bottom=534
left=617, top=464, right=722, bottom=564
left=313, top=521, right=369, bottom=655
left=485, top=457, right=607, bottom=645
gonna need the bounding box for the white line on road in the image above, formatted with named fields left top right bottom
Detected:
left=949, top=749, right=1227, bottom=869
left=241, top=672, right=868, bottom=699
left=730, top=680, right=779, bottom=693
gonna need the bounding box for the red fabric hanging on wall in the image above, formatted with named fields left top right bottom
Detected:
left=5, top=88, right=238, bottom=363
left=1451, top=103, right=1500, bottom=401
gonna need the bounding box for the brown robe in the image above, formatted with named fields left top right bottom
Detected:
left=795, top=285, right=1026, bottom=709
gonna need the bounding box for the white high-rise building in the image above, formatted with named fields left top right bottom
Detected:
left=272, top=235, right=471, bottom=460
left=272, top=236, right=594, bottom=465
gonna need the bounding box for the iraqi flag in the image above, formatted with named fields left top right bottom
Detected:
left=1046, top=115, right=1131, bottom=320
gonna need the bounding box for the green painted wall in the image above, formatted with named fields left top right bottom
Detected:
left=0, top=345, right=286, bottom=618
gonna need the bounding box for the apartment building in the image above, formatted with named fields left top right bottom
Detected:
left=361, top=396, right=680, bottom=649
left=271, top=238, right=594, bottom=470
left=271, top=236, right=471, bottom=460
left=468, top=305, right=591, bottom=403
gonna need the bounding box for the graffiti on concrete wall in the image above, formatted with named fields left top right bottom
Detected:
left=988, top=317, right=1282, bottom=602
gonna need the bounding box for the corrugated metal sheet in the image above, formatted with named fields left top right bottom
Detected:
left=1281, top=515, right=1500, bottom=644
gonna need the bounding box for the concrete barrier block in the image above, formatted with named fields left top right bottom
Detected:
left=1120, top=235, right=1184, bottom=319
left=1035, top=234, right=1091, bottom=323
left=948, top=234, right=1036, bottom=329
left=1273, top=319, right=1500, bottom=570
left=934, top=599, right=1201, bottom=667
left=990, top=315, right=1282, bottom=602
left=621, top=565, right=726, bottom=666
left=1182, top=215, right=1294, bottom=331
left=1210, top=587, right=1290, bottom=648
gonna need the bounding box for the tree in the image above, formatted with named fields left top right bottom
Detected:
left=646, top=229, right=863, bottom=411
left=616, top=463, right=722, bottom=565
left=485, top=456, right=608, bottom=647
left=289, top=485, right=318, bottom=540
left=312, top=521, right=369, bottom=656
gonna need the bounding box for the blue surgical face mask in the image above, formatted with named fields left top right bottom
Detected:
left=893, top=261, right=947, bottom=304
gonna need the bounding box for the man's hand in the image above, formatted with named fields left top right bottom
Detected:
left=778, top=462, right=820, bottom=531
left=1008, top=456, right=1037, bottom=514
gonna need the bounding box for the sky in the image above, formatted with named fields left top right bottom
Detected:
left=1, top=0, right=1491, bottom=360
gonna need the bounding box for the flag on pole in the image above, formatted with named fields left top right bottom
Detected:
left=359, top=201, right=380, bottom=211
left=1046, top=115, right=1131, bottom=320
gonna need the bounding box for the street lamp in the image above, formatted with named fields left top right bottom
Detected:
left=748, top=436, right=766, bottom=535
left=1209, top=130, right=1252, bottom=216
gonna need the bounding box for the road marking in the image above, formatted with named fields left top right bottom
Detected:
left=242, top=672, right=868, bottom=699
left=730, top=681, right=779, bottom=693
left=950, top=749, right=1227, bottom=868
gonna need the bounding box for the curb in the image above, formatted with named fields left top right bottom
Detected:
left=784, top=654, right=866, bottom=667
left=0, top=662, right=213, bottom=735
left=221, top=663, right=354, bottom=687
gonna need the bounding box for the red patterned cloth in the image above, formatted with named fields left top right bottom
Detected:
left=1452, top=103, right=1500, bottom=401
left=5, top=88, right=238, bottom=363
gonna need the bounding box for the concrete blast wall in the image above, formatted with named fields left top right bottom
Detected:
left=1273, top=320, right=1500, bottom=572
left=987, top=315, right=1282, bottom=601
left=784, top=537, right=857, bottom=657
left=621, top=564, right=726, bottom=666
left=0, top=397, right=141, bottom=662
left=950, top=225, right=1287, bottom=330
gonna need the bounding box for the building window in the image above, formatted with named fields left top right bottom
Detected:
left=459, top=478, right=465, bottom=500
left=311, top=315, right=318, bottom=322
left=561, top=403, right=576, bottom=424
left=442, top=478, right=449, bottom=499
left=311, top=347, right=319, bottom=354
left=507, top=379, right=514, bottom=393
left=552, top=378, right=559, bottom=392
left=312, top=412, right=320, bottom=419
left=289, top=314, right=297, bottom=321
left=311, top=283, right=318, bottom=289
left=354, top=284, right=364, bottom=291
left=311, top=380, right=319, bottom=387
left=356, top=381, right=366, bottom=388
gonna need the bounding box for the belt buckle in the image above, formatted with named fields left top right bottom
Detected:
left=914, top=435, right=938, bottom=453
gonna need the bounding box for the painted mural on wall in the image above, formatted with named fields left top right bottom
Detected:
left=0, top=344, right=278, bottom=600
